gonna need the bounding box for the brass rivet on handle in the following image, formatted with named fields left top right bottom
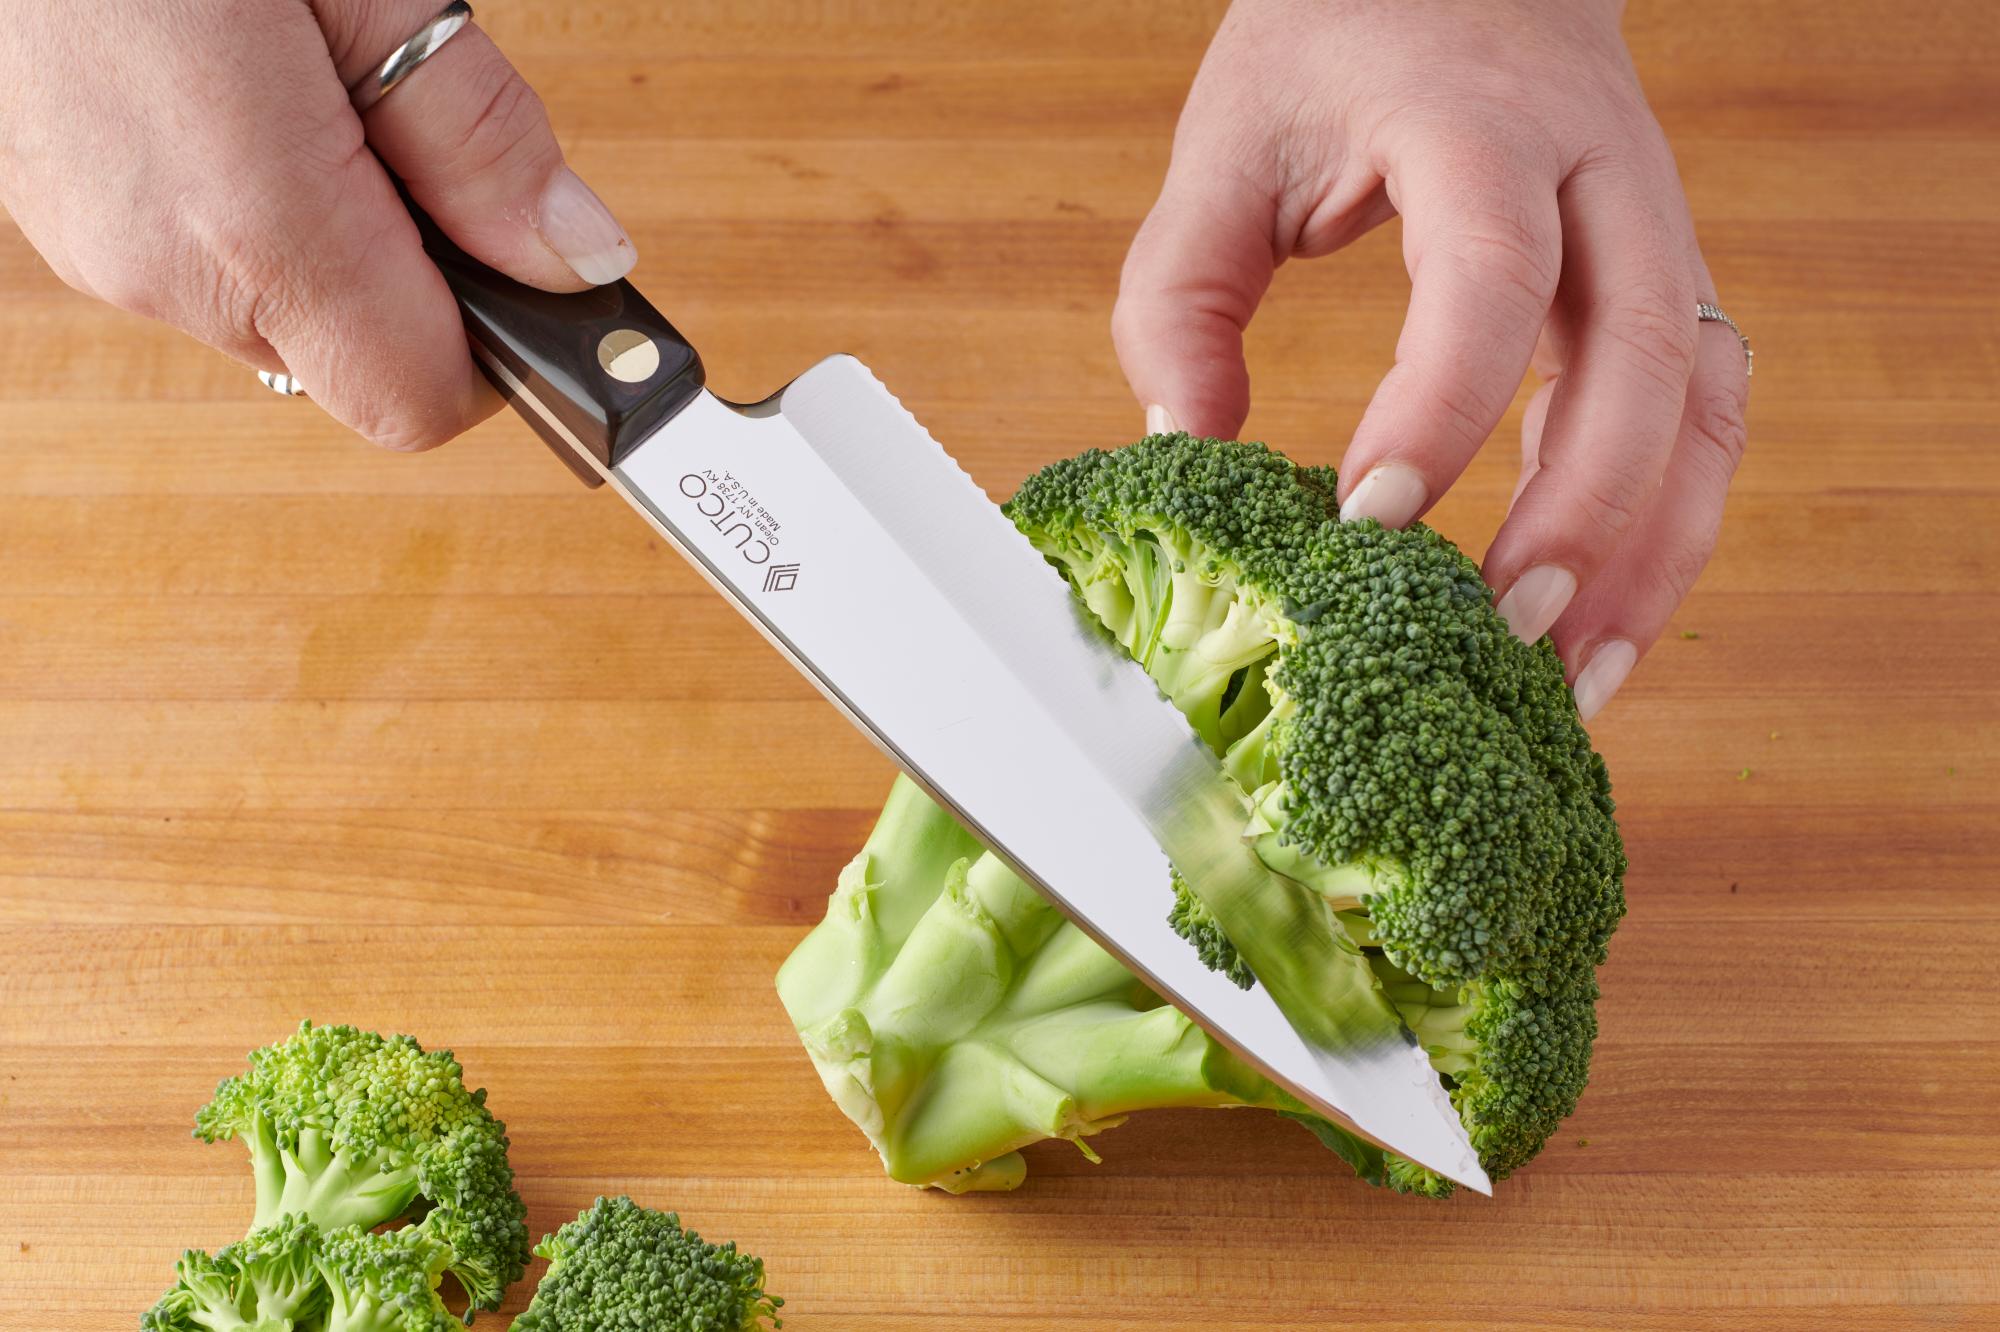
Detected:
left=597, top=328, right=661, bottom=384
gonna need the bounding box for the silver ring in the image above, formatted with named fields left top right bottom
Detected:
left=257, top=370, right=308, bottom=397
left=348, top=1, right=474, bottom=114
left=1696, top=301, right=1753, bottom=378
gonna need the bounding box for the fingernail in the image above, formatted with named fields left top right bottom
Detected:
left=1339, top=463, right=1428, bottom=528
left=1572, top=638, right=1637, bottom=722
left=1494, top=564, right=1577, bottom=644
left=539, top=167, right=636, bottom=286
left=1145, top=403, right=1179, bottom=436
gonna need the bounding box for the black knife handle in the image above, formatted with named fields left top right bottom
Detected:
left=406, top=202, right=705, bottom=487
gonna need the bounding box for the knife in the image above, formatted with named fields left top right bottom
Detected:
left=413, top=215, right=1488, bottom=1193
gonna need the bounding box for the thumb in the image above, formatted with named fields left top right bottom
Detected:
left=325, top=6, right=634, bottom=291
left=1111, top=176, right=1275, bottom=440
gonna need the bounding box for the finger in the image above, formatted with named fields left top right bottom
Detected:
left=253, top=146, right=494, bottom=451
left=1111, top=166, right=1278, bottom=440
left=323, top=4, right=634, bottom=290
left=1335, top=153, right=1562, bottom=529
left=1483, top=167, right=1699, bottom=643
left=1555, top=310, right=1750, bottom=720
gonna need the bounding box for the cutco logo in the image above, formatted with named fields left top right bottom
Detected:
left=677, top=471, right=791, bottom=577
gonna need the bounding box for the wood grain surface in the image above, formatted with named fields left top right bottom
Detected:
left=3, top=1, right=1997, bottom=1327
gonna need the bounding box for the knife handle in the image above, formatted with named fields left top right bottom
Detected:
left=406, top=203, right=705, bottom=487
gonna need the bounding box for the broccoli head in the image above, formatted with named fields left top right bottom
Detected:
left=1003, top=435, right=1625, bottom=1179
left=781, top=435, right=1625, bottom=1191
left=140, top=1215, right=328, bottom=1332
left=193, top=1021, right=529, bottom=1313
left=512, top=1196, right=782, bottom=1332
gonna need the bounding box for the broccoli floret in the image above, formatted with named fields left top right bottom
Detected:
left=1166, top=868, right=1255, bottom=990
left=314, top=1225, right=467, bottom=1332
left=193, top=1021, right=529, bottom=1314
left=782, top=435, right=1625, bottom=1190
left=140, top=1215, right=328, bottom=1332
left=1002, top=434, right=1625, bottom=1179
left=512, top=1196, right=781, bottom=1332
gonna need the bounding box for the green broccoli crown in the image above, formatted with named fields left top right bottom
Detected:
left=512, top=1196, right=782, bottom=1332
left=193, top=1021, right=529, bottom=1312
left=140, top=1215, right=329, bottom=1332
left=314, top=1225, right=466, bottom=1332
left=1003, top=434, right=1627, bottom=1179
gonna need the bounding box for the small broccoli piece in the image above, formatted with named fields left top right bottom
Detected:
left=140, top=1215, right=328, bottom=1332
left=1167, top=867, right=1255, bottom=990
left=314, top=1225, right=467, bottom=1332
left=193, top=1021, right=529, bottom=1314
left=512, top=1196, right=781, bottom=1332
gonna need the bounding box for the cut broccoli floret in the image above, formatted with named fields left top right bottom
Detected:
left=511, top=1196, right=782, bottom=1332
left=1004, top=435, right=1625, bottom=1179
left=1166, top=867, right=1255, bottom=990
left=314, top=1224, right=467, bottom=1332
left=140, top=1215, right=328, bottom=1332
left=781, top=435, right=1626, bottom=1191
left=193, top=1021, right=529, bottom=1314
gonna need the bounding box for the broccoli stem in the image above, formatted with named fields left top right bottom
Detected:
left=253, top=1127, right=421, bottom=1232
left=780, top=778, right=1335, bottom=1191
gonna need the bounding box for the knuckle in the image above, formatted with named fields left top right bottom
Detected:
left=448, top=67, right=557, bottom=182
left=222, top=237, right=307, bottom=346
left=1440, top=208, right=1561, bottom=313
left=363, top=417, right=455, bottom=453
left=1599, top=282, right=1699, bottom=397
left=1423, top=369, right=1507, bottom=449
left=1681, top=371, right=1751, bottom=476
left=345, top=377, right=463, bottom=452
left=1645, top=529, right=1718, bottom=610
left=1569, top=464, right=1653, bottom=541
left=77, top=257, right=160, bottom=320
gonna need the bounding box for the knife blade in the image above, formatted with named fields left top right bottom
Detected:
left=418, top=226, right=1487, bottom=1192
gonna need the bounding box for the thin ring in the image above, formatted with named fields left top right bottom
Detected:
left=1696, top=301, right=1753, bottom=378
left=348, top=1, right=474, bottom=114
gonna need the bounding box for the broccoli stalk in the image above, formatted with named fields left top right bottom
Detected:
left=237, top=1112, right=422, bottom=1233
left=777, top=776, right=1397, bottom=1193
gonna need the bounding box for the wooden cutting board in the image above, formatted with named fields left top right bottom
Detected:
left=2, top=2, right=1995, bottom=1327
